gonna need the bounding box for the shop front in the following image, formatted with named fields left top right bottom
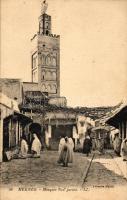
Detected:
left=106, top=105, right=127, bottom=141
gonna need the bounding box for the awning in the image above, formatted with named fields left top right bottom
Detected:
left=92, top=126, right=110, bottom=132
left=106, top=106, right=127, bottom=128
left=4, top=111, right=32, bottom=125
left=45, top=118, right=76, bottom=125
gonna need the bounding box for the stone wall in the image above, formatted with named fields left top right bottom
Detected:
left=48, top=97, right=67, bottom=107
left=0, top=78, right=23, bottom=104
left=23, top=82, right=39, bottom=92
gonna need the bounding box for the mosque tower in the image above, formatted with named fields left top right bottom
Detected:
left=31, top=1, right=60, bottom=97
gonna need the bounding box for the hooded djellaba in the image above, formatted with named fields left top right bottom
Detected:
left=19, top=135, right=28, bottom=158
left=57, top=137, right=74, bottom=167
left=31, top=133, right=42, bottom=158
left=58, top=137, right=65, bottom=155
left=121, top=138, right=127, bottom=161
left=113, top=133, right=122, bottom=156
left=68, top=137, right=74, bottom=162
left=82, top=135, right=92, bottom=156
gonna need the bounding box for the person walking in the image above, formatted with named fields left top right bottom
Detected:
left=58, top=137, right=65, bottom=155
left=57, top=137, right=70, bottom=167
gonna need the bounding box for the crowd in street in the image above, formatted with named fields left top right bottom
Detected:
left=4, top=129, right=127, bottom=166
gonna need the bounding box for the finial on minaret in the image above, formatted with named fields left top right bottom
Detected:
left=41, top=0, right=48, bottom=15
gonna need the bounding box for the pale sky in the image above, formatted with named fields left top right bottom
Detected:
left=1, top=0, right=127, bottom=107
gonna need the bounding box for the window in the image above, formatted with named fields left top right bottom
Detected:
left=52, top=57, right=56, bottom=66
left=46, top=55, right=51, bottom=65
left=33, top=56, right=37, bottom=69
left=46, top=71, right=52, bottom=80
left=33, top=58, right=36, bottom=68
left=41, top=55, right=45, bottom=65
left=46, top=30, right=49, bottom=35
left=42, top=70, right=46, bottom=80
left=80, top=121, right=85, bottom=127
left=33, top=70, right=38, bottom=82
left=45, top=21, right=49, bottom=29
left=47, top=84, right=51, bottom=92
left=52, top=84, right=56, bottom=93
left=52, top=72, right=56, bottom=80
left=42, top=84, right=46, bottom=92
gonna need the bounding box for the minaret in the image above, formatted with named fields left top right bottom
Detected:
left=31, top=0, right=60, bottom=97
left=39, top=1, right=51, bottom=35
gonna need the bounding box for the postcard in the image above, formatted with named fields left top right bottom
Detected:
left=1, top=0, right=127, bottom=200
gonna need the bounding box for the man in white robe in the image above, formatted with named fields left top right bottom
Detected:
left=31, top=134, right=42, bottom=158
left=58, top=137, right=65, bottom=155
left=68, top=137, right=74, bottom=162
left=20, top=138, right=28, bottom=158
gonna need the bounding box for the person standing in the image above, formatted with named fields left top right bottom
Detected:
left=97, top=138, right=104, bottom=154
left=68, top=137, right=74, bottom=163
left=113, top=133, right=122, bottom=156
left=82, top=135, right=92, bottom=156
left=92, top=137, right=96, bottom=151
left=31, top=133, right=42, bottom=158
left=121, top=138, right=127, bottom=161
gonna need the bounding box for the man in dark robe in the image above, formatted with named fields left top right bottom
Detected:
left=83, top=135, right=92, bottom=156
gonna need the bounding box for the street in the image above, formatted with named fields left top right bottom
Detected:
left=1, top=150, right=127, bottom=189
left=83, top=152, right=127, bottom=188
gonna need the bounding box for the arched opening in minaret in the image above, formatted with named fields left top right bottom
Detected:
left=42, top=70, right=46, bottom=80
left=46, top=30, right=49, bottom=35
left=52, top=84, right=56, bottom=93
left=52, top=57, right=56, bottom=66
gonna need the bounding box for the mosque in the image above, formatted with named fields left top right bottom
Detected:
left=0, top=1, right=115, bottom=153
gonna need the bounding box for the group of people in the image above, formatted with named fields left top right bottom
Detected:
left=57, top=136, right=74, bottom=167
left=11, top=130, right=127, bottom=164
left=82, top=135, right=105, bottom=156
left=19, top=133, right=42, bottom=159
left=113, top=133, right=127, bottom=161
left=19, top=134, right=75, bottom=167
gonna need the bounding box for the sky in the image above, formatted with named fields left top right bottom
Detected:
left=1, top=0, right=127, bottom=107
